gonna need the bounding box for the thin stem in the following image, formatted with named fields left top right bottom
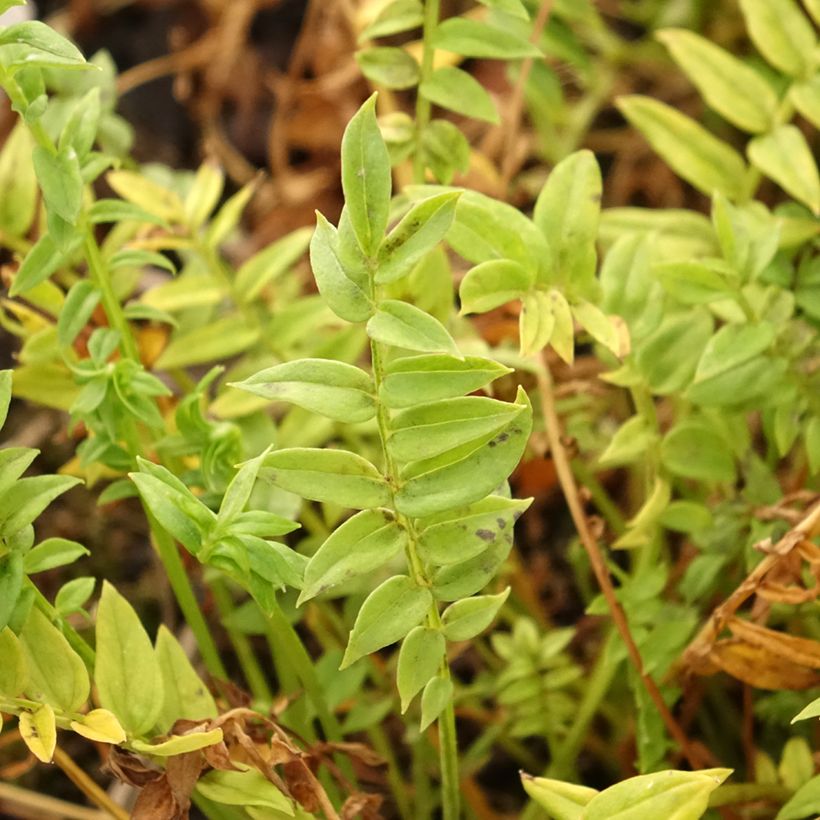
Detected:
left=498, top=0, right=554, bottom=198
left=369, top=334, right=461, bottom=818
left=535, top=354, right=704, bottom=769
left=150, top=521, right=227, bottom=680
left=82, top=230, right=140, bottom=362
left=210, top=578, right=271, bottom=701
left=412, top=0, right=441, bottom=183
left=53, top=747, right=129, bottom=820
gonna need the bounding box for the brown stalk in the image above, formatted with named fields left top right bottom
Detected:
left=0, top=781, right=108, bottom=820
left=497, top=0, right=554, bottom=199
left=53, top=746, right=130, bottom=820
left=535, top=355, right=705, bottom=769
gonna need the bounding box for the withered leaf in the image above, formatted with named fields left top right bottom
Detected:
left=708, top=639, right=820, bottom=690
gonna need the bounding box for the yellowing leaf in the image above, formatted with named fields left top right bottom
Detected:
left=70, top=709, right=127, bottom=744
left=19, top=704, right=57, bottom=763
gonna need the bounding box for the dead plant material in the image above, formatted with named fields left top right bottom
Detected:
left=683, top=499, right=820, bottom=691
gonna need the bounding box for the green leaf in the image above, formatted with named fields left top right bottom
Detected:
left=356, top=47, right=420, bottom=89
left=692, top=321, right=775, bottom=385
left=776, top=774, right=820, bottom=820
left=617, top=96, right=747, bottom=200
left=431, top=531, right=512, bottom=601
left=419, top=66, right=499, bottom=123
left=0, top=627, right=27, bottom=698
left=420, top=675, right=453, bottom=731
left=389, top=395, right=523, bottom=462
left=598, top=416, right=659, bottom=468
left=476, top=0, right=530, bottom=18
left=109, top=249, right=176, bottom=276
left=571, top=299, right=621, bottom=356
left=55, top=577, right=96, bottom=617
left=10, top=233, right=71, bottom=296
left=636, top=310, right=713, bottom=394
left=397, top=626, right=445, bottom=712
left=132, top=728, right=224, bottom=757
left=183, top=161, right=224, bottom=228
left=441, top=588, right=509, bottom=641
left=380, top=354, right=511, bottom=408
left=58, top=281, right=100, bottom=347
left=197, top=768, right=294, bottom=814
left=235, top=227, right=312, bottom=302
left=547, top=289, right=575, bottom=364
left=534, top=149, right=601, bottom=297
left=60, top=87, right=101, bottom=158
left=657, top=29, right=777, bottom=133
left=738, top=0, right=816, bottom=77
left=519, top=289, right=555, bottom=356
left=261, top=448, right=390, bottom=509
left=232, top=359, right=376, bottom=424
left=341, top=94, right=392, bottom=256
left=421, top=119, right=470, bottom=183
left=790, top=74, right=820, bottom=129
left=521, top=774, right=598, bottom=820
left=600, top=207, right=718, bottom=259
left=661, top=420, right=736, bottom=483
left=583, top=768, right=731, bottom=820
left=32, top=146, right=83, bottom=225
left=748, top=126, right=820, bottom=214
left=360, top=0, right=424, bottom=40
left=432, top=18, right=542, bottom=58
left=154, top=315, right=261, bottom=370
left=342, top=575, right=432, bottom=668
left=95, top=581, right=164, bottom=736
left=155, top=626, right=218, bottom=732
left=376, top=192, right=460, bottom=284
left=205, top=177, right=258, bottom=247
left=653, top=259, right=735, bottom=305
left=394, top=386, right=532, bottom=517
left=20, top=606, right=89, bottom=713
left=807, top=417, right=820, bottom=475
left=459, top=259, right=533, bottom=314
left=367, top=299, right=460, bottom=355
left=659, top=501, right=713, bottom=534
left=23, top=538, right=89, bottom=574
left=417, top=495, right=530, bottom=565
left=106, top=170, right=184, bottom=223
left=0, top=370, right=12, bottom=430
left=0, top=124, right=37, bottom=237
left=87, top=198, right=169, bottom=227
left=0, top=21, right=86, bottom=67
left=310, top=212, right=373, bottom=322
left=130, top=462, right=215, bottom=553
left=0, top=475, right=81, bottom=538
left=299, top=509, right=407, bottom=603
left=446, top=189, right=550, bottom=278
left=0, top=554, right=23, bottom=631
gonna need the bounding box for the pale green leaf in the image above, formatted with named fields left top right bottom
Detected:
left=441, top=588, right=509, bottom=641
left=95, top=582, right=164, bottom=736
left=356, top=47, right=420, bottom=90
left=420, top=66, right=499, bottom=123
left=367, top=299, right=460, bottom=355
left=459, top=259, right=533, bottom=314
left=420, top=675, right=453, bottom=731
left=739, top=0, right=816, bottom=77
left=397, top=626, right=445, bottom=712
left=617, top=96, right=747, bottom=200
left=341, top=575, right=432, bottom=668
left=433, top=18, right=541, bottom=58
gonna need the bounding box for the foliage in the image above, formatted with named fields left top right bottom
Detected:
left=0, top=0, right=818, bottom=818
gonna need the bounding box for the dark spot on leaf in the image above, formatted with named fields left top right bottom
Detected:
left=475, top=528, right=495, bottom=541
left=497, top=517, right=506, bottom=529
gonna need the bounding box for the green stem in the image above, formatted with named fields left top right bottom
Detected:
left=369, top=334, right=461, bottom=818
left=210, top=578, right=271, bottom=702
left=150, top=521, right=227, bottom=680
left=412, top=0, right=441, bottom=183
left=82, top=229, right=140, bottom=361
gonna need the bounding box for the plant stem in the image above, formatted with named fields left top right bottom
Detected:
left=150, top=520, right=227, bottom=680
left=412, top=0, right=441, bottom=183
left=210, top=577, right=270, bottom=701
left=369, top=336, right=461, bottom=818
left=535, top=354, right=705, bottom=770
left=53, top=747, right=129, bottom=820
left=82, top=229, right=140, bottom=361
